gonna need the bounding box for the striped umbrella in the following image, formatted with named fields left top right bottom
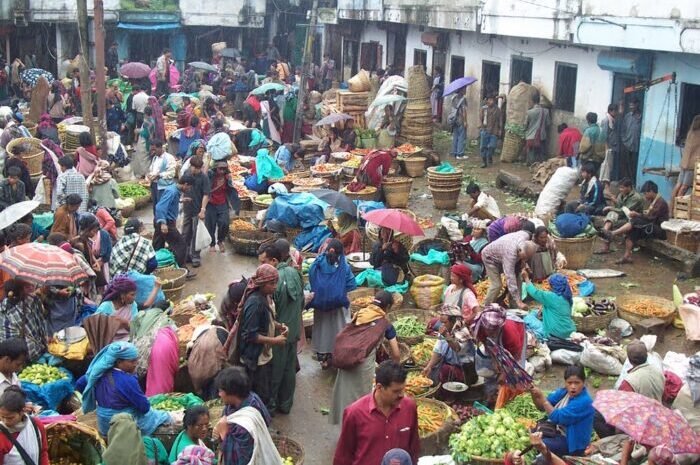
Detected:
left=20, top=68, right=55, bottom=87
left=0, top=243, right=89, bottom=286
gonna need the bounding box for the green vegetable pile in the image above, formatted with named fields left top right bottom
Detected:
left=450, top=410, right=533, bottom=462
left=151, top=398, right=185, bottom=412
left=118, top=183, right=150, bottom=198
left=301, top=258, right=314, bottom=276
left=393, top=316, right=425, bottom=337
left=502, top=393, right=544, bottom=422
left=19, top=365, right=68, bottom=385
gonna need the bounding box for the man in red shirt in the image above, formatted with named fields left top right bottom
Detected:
left=333, top=361, right=420, bottom=465
left=557, top=123, right=582, bottom=168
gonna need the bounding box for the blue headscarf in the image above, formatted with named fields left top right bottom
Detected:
left=548, top=273, right=573, bottom=305
left=81, top=342, right=139, bottom=413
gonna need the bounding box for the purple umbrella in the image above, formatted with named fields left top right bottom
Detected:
left=443, top=76, right=478, bottom=97
left=119, top=62, right=151, bottom=79
left=315, top=113, right=354, bottom=127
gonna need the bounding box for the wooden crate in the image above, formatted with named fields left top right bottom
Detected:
left=337, top=90, right=370, bottom=113
left=675, top=195, right=691, bottom=219
left=666, top=230, right=700, bottom=254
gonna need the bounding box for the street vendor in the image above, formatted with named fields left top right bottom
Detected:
left=596, top=178, right=644, bottom=254
left=529, top=226, right=566, bottom=280
left=452, top=219, right=489, bottom=282
left=522, top=271, right=576, bottom=339
left=369, top=226, right=409, bottom=286
left=443, top=263, right=480, bottom=322
left=481, top=231, right=537, bottom=309
left=576, top=163, right=606, bottom=216
left=76, top=341, right=171, bottom=437
left=466, top=183, right=501, bottom=220
left=422, top=304, right=475, bottom=384
left=327, top=212, right=363, bottom=255
left=349, top=149, right=396, bottom=193
left=0, top=279, right=48, bottom=362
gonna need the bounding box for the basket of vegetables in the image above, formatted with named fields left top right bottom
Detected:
left=348, top=287, right=376, bottom=314
left=272, top=435, right=304, bottom=465
left=253, top=194, right=274, bottom=211
left=149, top=392, right=204, bottom=413
left=387, top=310, right=435, bottom=345
left=46, top=420, right=105, bottom=465
left=501, top=393, right=544, bottom=424
left=410, top=338, right=437, bottom=366
left=417, top=398, right=456, bottom=455
left=571, top=297, right=618, bottom=333
left=406, top=369, right=440, bottom=398
left=617, top=295, right=676, bottom=326
left=118, top=182, right=151, bottom=209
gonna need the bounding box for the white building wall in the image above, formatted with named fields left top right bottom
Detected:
left=180, top=0, right=266, bottom=27
left=404, top=26, right=433, bottom=73
left=29, top=0, right=120, bottom=21
left=360, top=23, right=387, bottom=68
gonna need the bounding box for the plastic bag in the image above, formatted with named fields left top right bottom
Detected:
left=580, top=341, right=623, bottom=375
left=578, top=280, right=595, bottom=297
left=550, top=349, right=582, bottom=365
left=534, top=167, right=579, bottom=216
left=523, top=310, right=546, bottom=341
left=22, top=367, right=75, bottom=410
left=195, top=220, right=212, bottom=252
left=679, top=304, right=700, bottom=341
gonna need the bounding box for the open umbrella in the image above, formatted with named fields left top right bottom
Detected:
left=0, top=200, right=39, bottom=230
left=362, top=209, right=424, bottom=236
left=315, top=113, right=353, bottom=127
left=309, top=189, right=357, bottom=216
left=0, top=242, right=89, bottom=286
left=594, top=390, right=700, bottom=454
left=20, top=68, right=54, bottom=87
left=443, top=76, right=478, bottom=97
left=119, top=62, right=151, bottom=79
left=251, top=82, right=286, bottom=96
left=220, top=48, right=240, bottom=59
left=188, top=61, right=218, bottom=73
left=369, top=94, right=407, bottom=109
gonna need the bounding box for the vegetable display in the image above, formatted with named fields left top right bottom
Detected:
left=417, top=401, right=446, bottom=437
left=255, top=194, right=274, bottom=205
left=351, top=295, right=374, bottom=309
left=118, top=183, right=150, bottom=198
left=501, top=393, right=543, bottom=422
left=283, top=458, right=295, bottom=465
left=450, top=410, right=532, bottom=462
left=405, top=372, right=434, bottom=397
left=571, top=298, right=615, bottom=318
left=396, top=143, right=420, bottom=154
left=151, top=398, right=183, bottom=411
left=19, top=365, right=68, bottom=385
left=624, top=297, right=673, bottom=317
left=538, top=272, right=585, bottom=296
left=411, top=339, right=435, bottom=366
left=449, top=403, right=485, bottom=426
left=393, top=316, right=426, bottom=338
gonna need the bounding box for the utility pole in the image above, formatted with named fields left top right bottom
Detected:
left=93, top=0, right=108, bottom=157
left=76, top=0, right=94, bottom=140
left=292, top=0, right=319, bottom=143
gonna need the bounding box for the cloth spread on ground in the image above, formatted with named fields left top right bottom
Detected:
left=409, top=249, right=450, bottom=265
left=354, top=269, right=410, bottom=294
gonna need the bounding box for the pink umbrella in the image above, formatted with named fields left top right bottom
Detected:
left=119, top=62, right=150, bottom=79
left=593, top=390, right=700, bottom=454
left=149, top=64, right=180, bottom=92
left=362, top=209, right=424, bottom=236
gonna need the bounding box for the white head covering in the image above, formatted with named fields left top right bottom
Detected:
left=268, top=183, right=288, bottom=195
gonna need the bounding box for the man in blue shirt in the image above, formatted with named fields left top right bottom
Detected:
left=153, top=174, right=195, bottom=277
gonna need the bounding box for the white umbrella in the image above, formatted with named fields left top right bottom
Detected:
left=0, top=200, right=40, bottom=230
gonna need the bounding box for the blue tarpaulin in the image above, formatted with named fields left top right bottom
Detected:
left=117, top=22, right=180, bottom=30
left=266, top=193, right=327, bottom=229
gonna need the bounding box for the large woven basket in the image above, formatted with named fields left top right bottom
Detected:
left=501, top=131, right=525, bottom=163
left=6, top=137, right=44, bottom=176
left=617, top=295, right=676, bottom=326
left=341, top=185, right=378, bottom=201
left=377, top=340, right=411, bottom=365
left=574, top=308, right=618, bottom=333
left=46, top=421, right=105, bottom=465
left=348, top=287, right=376, bottom=314
left=163, top=284, right=185, bottom=302
left=416, top=397, right=457, bottom=456
left=406, top=368, right=441, bottom=398
left=154, top=267, right=188, bottom=289
left=231, top=230, right=276, bottom=256
left=409, top=238, right=452, bottom=278
left=429, top=186, right=461, bottom=210
left=272, top=435, right=305, bottom=465
left=382, top=177, right=413, bottom=208
left=410, top=274, right=446, bottom=310
left=386, top=307, right=438, bottom=345
left=403, top=157, right=426, bottom=178
left=552, top=235, right=596, bottom=270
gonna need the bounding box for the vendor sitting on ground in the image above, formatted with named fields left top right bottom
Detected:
left=529, top=226, right=566, bottom=280
left=522, top=271, right=576, bottom=340
left=369, top=227, right=409, bottom=286
left=442, top=264, right=480, bottom=322
left=340, top=119, right=357, bottom=151
left=596, top=178, right=644, bottom=254
left=454, top=219, right=489, bottom=282
left=327, top=212, right=362, bottom=255
left=576, top=163, right=606, bottom=216
left=602, top=180, right=669, bottom=265
left=466, top=183, right=501, bottom=220
left=422, top=305, right=474, bottom=384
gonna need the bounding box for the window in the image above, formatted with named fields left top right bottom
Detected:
left=450, top=55, right=465, bottom=83
left=510, top=56, right=532, bottom=86
left=414, top=49, right=427, bottom=69
left=678, top=83, right=700, bottom=146
left=360, top=42, right=382, bottom=72
left=481, top=61, right=501, bottom=99
left=554, top=62, right=577, bottom=112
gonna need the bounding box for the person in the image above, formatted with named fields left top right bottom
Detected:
left=576, top=162, right=605, bottom=215
left=600, top=103, right=621, bottom=184
left=351, top=149, right=395, bottom=191
left=430, top=66, right=444, bottom=122
left=106, top=98, right=125, bottom=135
left=466, top=183, right=501, bottom=220
left=178, top=116, right=202, bottom=159
left=76, top=341, right=171, bottom=437
left=481, top=231, right=537, bottom=309
left=206, top=161, right=238, bottom=253
left=422, top=304, right=475, bottom=384
left=621, top=98, right=642, bottom=183
left=525, top=90, right=550, bottom=165
left=155, top=49, right=172, bottom=97
left=5, top=223, right=30, bottom=248
left=333, top=361, right=420, bottom=465
left=321, top=54, right=335, bottom=91
left=274, top=143, right=302, bottom=172
left=618, top=340, right=665, bottom=400
left=330, top=291, right=400, bottom=425
left=529, top=226, right=565, bottom=280
left=75, top=131, right=100, bottom=178
left=36, top=113, right=60, bottom=144
left=673, top=116, right=700, bottom=211
left=442, top=263, right=480, bottom=322
left=523, top=272, right=576, bottom=339
left=578, top=112, right=605, bottom=171
left=181, top=156, right=210, bottom=268
left=309, top=239, right=357, bottom=369
left=128, top=308, right=178, bottom=397
left=4, top=143, right=33, bottom=200
left=146, top=139, right=177, bottom=216
left=596, top=178, right=644, bottom=254
left=102, top=413, right=148, bottom=465
left=95, top=274, right=138, bottom=342
left=131, top=98, right=153, bottom=177
left=50, top=192, right=81, bottom=240
left=106, top=42, right=119, bottom=78
left=529, top=365, right=595, bottom=457
left=47, top=81, right=67, bottom=123
left=326, top=212, right=362, bottom=255
left=186, top=322, right=228, bottom=400
left=487, top=215, right=523, bottom=244
left=0, top=166, right=25, bottom=211
left=78, top=213, right=112, bottom=287
left=54, top=156, right=88, bottom=212
left=0, top=386, right=50, bottom=465
left=110, top=218, right=157, bottom=276
left=0, top=339, right=27, bottom=396
left=479, top=94, right=502, bottom=167
left=0, top=279, right=48, bottom=362
left=457, top=219, right=489, bottom=281
left=88, top=160, right=120, bottom=210
left=258, top=243, right=304, bottom=415
left=168, top=406, right=212, bottom=463
left=603, top=180, right=669, bottom=265
left=340, top=119, right=357, bottom=151
left=214, top=366, right=279, bottom=465
left=153, top=175, right=195, bottom=272
left=557, top=123, right=582, bottom=168
left=370, top=227, right=409, bottom=286
left=450, top=88, right=469, bottom=160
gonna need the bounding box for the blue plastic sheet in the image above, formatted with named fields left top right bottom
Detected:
left=293, top=226, right=332, bottom=252
left=523, top=310, right=546, bottom=341
left=22, top=367, right=74, bottom=410
left=266, top=193, right=327, bottom=229
left=409, top=250, right=450, bottom=265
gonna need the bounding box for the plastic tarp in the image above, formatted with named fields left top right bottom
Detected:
left=409, top=250, right=450, bottom=265
left=265, top=193, right=327, bottom=229
left=293, top=226, right=332, bottom=252
left=117, top=22, right=180, bottom=31
left=434, top=162, right=456, bottom=173
left=23, top=367, right=74, bottom=411
left=354, top=269, right=409, bottom=294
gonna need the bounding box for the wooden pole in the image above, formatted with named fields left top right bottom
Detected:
left=76, top=0, right=94, bottom=140
left=93, top=0, right=108, bottom=157
left=292, top=0, right=319, bottom=144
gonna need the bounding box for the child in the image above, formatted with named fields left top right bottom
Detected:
left=0, top=338, right=28, bottom=396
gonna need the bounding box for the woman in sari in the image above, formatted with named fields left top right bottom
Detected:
left=129, top=308, right=179, bottom=396
left=168, top=406, right=212, bottom=462
left=76, top=131, right=99, bottom=178
left=76, top=341, right=171, bottom=437
left=78, top=213, right=112, bottom=288
left=95, top=274, right=138, bottom=342
left=133, top=106, right=156, bottom=178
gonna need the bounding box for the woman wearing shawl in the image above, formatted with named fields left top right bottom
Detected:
left=36, top=113, right=59, bottom=144
left=487, top=215, right=523, bottom=243
left=75, top=341, right=171, bottom=437
left=0, top=387, right=50, bottom=465
left=75, top=131, right=100, bottom=178
left=133, top=106, right=156, bottom=178
left=0, top=279, right=48, bottom=362
left=95, top=274, right=138, bottom=342
left=308, top=239, right=357, bottom=369
left=47, top=81, right=67, bottom=123
left=148, top=95, right=166, bottom=141
left=178, top=116, right=202, bottom=159
left=422, top=304, right=475, bottom=384
left=78, top=213, right=112, bottom=288
left=244, top=143, right=283, bottom=194
left=523, top=271, right=575, bottom=339
left=187, top=323, right=229, bottom=399
left=168, top=406, right=213, bottom=462
left=129, top=308, right=178, bottom=396
left=102, top=413, right=148, bottom=465
left=443, top=264, right=480, bottom=322
left=326, top=212, right=362, bottom=255
left=88, top=160, right=119, bottom=209
left=369, top=227, right=409, bottom=286
left=460, top=219, right=489, bottom=281
left=181, top=139, right=209, bottom=173
left=330, top=291, right=400, bottom=425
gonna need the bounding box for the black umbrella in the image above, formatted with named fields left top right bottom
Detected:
left=309, top=189, right=357, bottom=216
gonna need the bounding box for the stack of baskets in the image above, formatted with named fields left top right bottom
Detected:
left=382, top=176, right=413, bottom=208
left=154, top=267, right=188, bottom=302
left=6, top=137, right=44, bottom=176
left=399, top=65, right=433, bottom=148
left=63, top=124, right=91, bottom=156
left=426, top=166, right=462, bottom=210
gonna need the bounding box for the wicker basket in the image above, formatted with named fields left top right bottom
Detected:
left=134, top=193, right=151, bottom=209
left=382, top=177, right=413, bottom=208
left=154, top=267, right=188, bottom=289
left=501, top=131, right=525, bottom=163
left=377, top=341, right=411, bottom=365
left=163, top=284, right=185, bottom=302
left=403, top=157, right=426, bottom=178
left=231, top=230, right=276, bottom=256
left=239, top=196, right=253, bottom=211
left=409, top=238, right=452, bottom=278
left=617, top=295, right=676, bottom=326
left=410, top=275, right=446, bottom=310
left=468, top=455, right=508, bottom=465
left=406, top=368, right=441, bottom=398
left=6, top=137, right=44, bottom=176
left=429, top=186, right=461, bottom=210
left=252, top=198, right=272, bottom=211
left=292, top=178, right=326, bottom=189
left=386, top=307, right=438, bottom=345
left=272, top=435, right=305, bottom=465
left=416, top=397, right=456, bottom=455
left=341, top=185, right=378, bottom=201
left=552, top=235, right=596, bottom=270
left=46, top=421, right=105, bottom=465
left=574, top=309, right=619, bottom=333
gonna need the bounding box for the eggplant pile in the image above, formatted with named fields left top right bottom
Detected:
left=572, top=297, right=615, bottom=318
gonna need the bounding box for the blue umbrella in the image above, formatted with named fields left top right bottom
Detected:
left=20, top=68, right=54, bottom=87
left=443, top=76, right=478, bottom=97
left=251, top=82, right=286, bottom=95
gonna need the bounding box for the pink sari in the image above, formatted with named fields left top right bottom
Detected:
left=145, top=326, right=179, bottom=396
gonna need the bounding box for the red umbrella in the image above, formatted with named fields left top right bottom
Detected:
left=593, top=390, right=700, bottom=454
left=119, top=62, right=151, bottom=79
left=0, top=243, right=89, bottom=286
left=362, top=209, right=424, bottom=236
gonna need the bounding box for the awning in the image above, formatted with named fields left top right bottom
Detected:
left=597, top=51, right=652, bottom=77
left=117, top=22, right=180, bottom=31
